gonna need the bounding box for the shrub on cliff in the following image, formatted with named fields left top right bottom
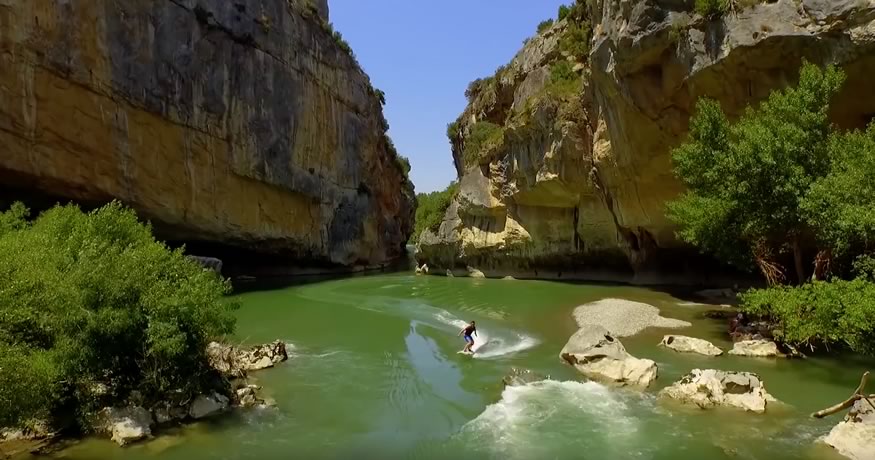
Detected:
left=412, top=182, right=459, bottom=243
left=0, top=202, right=237, bottom=429
left=464, top=122, right=505, bottom=167
left=537, top=19, right=554, bottom=34
left=695, top=0, right=729, bottom=18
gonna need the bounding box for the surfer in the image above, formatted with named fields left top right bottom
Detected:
left=458, top=321, right=477, bottom=354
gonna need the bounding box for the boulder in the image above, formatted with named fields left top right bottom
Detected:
left=560, top=325, right=658, bottom=388
left=235, top=385, right=275, bottom=409
left=151, top=404, right=188, bottom=425
left=823, top=399, right=875, bottom=460
left=186, top=256, right=223, bottom=275
left=502, top=368, right=547, bottom=387
left=728, top=340, right=781, bottom=358
left=98, top=406, right=154, bottom=446
left=189, top=393, right=230, bottom=419
left=659, top=335, right=723, bottom=356
left=206, top=340, right=289, bottom=376
left=414, top=264, right=429, bottom=275
left=467, top=266, right=486, bottom=278
left=659, top=369, right=777, bottom=413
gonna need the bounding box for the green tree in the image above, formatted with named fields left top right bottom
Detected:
left=695, top=0, right=729, bottom=18
left=668, top=62, right=845, bottom=284
left=537, top=19, right=554, bottom=34
left=0, top=202, right=237, bottom=429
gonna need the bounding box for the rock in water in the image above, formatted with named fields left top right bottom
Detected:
left=560, top=325, right=658, bottom=388
left=206, top=340, right=289, bottom=376
left=659, top=369, right=777, bottom=413
left=98, top=407, right=154, bottom=446
left=189, top=393, right=230, bottom=419
left=823, top=399, right=875, bottom=460
left=0, top=0, right=415, bottom=269
left=728, top=340, right=781, bottom=358
left=186, top=256, right=223, bottom=275
left=502, top=368, right=547, bottom=387
left=659, top=335, right=723, bottom=356
left=572, top=299, right=691, bottom=337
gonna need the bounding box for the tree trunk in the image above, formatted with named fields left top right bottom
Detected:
left=812, top=371, right=870, bottom=418
left=812, top=249, right=831, bottom=281
left=792, top=236, right=805, bottom=285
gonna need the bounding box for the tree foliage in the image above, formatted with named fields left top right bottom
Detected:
left=0, top=202, right=237, bottom=429
left=537, top=19, right=554, bottom=34
left=695, top=0, right=729, bottom=18
left=668, top=62, right=845, bottom=282
left=463, top=121, right=505, bottom=167
left=412, top=182, right=459, bottom=243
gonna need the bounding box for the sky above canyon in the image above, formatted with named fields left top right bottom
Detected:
left=331, top=0, right=568, bottom=193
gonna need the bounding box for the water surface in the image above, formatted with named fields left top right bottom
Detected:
left=52, top=274, right=873, bottom=459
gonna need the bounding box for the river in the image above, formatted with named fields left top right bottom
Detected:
left=50, top=273, right=873, bottom=459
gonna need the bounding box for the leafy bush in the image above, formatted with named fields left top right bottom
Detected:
left=412, top=182, right=460, bottom=243
left=559, top=20, right=591, bottom=58
left=463, top=121, right=505, bottom=167
left=537, top=19, right=554, bottom=34
left=695, top=0, right=729, bottom=18
left=550, top=61, right=576, bottom=84
left=0, top=202, right=237, bottom=429
left=446, top=120, right=461, bottom=141
left=741, top=278, right=875, bottom=355
left=465, top=76, right=496, bottom=102
left=667, top=62, right=846, bottom=282
left=558, top=4, right=572, bottom=21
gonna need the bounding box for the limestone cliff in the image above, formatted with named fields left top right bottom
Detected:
left=0, top=0, right=415, bottom=271
left=417, top=0, right=875, bottom=284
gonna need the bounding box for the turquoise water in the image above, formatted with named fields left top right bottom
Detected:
left=50, top=273, right=873, bottom=459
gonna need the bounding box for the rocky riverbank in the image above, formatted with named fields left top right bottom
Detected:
left=0, top=340, right=291, bottom=455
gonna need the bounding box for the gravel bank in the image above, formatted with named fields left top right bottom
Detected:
left=572, top=299, right=691, bottom=337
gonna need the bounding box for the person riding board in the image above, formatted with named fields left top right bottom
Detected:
left=458, top=321, right=477, bottom=354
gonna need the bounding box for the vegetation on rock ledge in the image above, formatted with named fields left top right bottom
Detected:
left=412, top=182, right=459, bottom=243
left=0, top=202, right=237, bottom=429
left=669, top=62, right=875, bottom=354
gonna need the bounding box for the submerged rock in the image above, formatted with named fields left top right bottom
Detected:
left=98, top=406, right=154, bottom=446
left=728, top=340, right=781, bottom=358
left=823, top=399, right=875, bottom=460
left=502, top=368, right=547, bottom=387
left=189, top=393, right=230, bottom=420
left=659, top=369, right=777, bottom=413
left=572, top=299, right=691, bottom=337
left=659, top=335, right=723, bottom=356
left=560, top=325, right=658, bottom=388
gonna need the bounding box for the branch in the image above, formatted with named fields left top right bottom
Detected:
left=811, top=371, right=869, bottom=418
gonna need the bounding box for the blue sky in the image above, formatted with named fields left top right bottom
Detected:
left=330, top=0, right=567, bottom=193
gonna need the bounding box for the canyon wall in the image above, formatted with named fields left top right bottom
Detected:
left=0, top=0, right=415, bottom=271
left=417, top=0, right=875, bottom=284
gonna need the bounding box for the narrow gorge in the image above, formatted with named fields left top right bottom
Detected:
left=416, top=0, right=875, bottom=284
left=0, top=0, right=415, bottom=273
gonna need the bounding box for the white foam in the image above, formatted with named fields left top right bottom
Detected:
left=460, top=380, right=638, bottom=458
left=431, top=311, right=537, bottom=358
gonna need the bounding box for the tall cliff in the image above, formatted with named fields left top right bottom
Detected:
left=417, top=0, right=875, bottom=284
left=0, top=0, right=415, bottom=271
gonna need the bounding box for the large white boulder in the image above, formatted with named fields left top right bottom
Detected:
left=98, top=406, right=154, bottom=446
left=189, top=393, right=230, bottom=419
left=728, top=340, right=781, bottom=358
left=659, top=335, right=723, bottom=356
left=560, top=325, right=658, bottom=388
left=206, top=340, right=289, bottom=376
left=823, top=399, right=875, bottom=460
left=659, top=369, right=777, bottom=413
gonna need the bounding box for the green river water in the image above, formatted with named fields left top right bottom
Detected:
left=49, top=273, right=873, bottom=460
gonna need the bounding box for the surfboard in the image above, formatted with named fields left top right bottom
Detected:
left=456, top=350, right=474, bottom=356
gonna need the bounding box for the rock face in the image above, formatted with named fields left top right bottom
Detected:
left=728, top=340, right=780, bottom=358
left=659, top=369, right=777, bottom=413
left=572, top=298, right=690, bottom=337
left=416, top=0, right=875, bottom=283
left=560, top=325, right=658, bottom=387
left=0, top=0, right=414, bottom=270
left=659, top=335, right=723, bottom=356
left=206, top=340, right=289, bottom=377
left=823, top=399, right=875, bottom=460
left=98, top=407, right=154, bottom=446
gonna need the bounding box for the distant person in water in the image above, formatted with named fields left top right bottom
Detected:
left=459, top=321, right=477, bottom=354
